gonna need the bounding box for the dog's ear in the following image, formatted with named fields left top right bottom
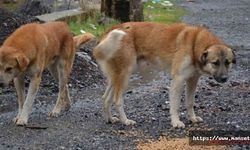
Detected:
left=200, top=51, right=208, bottom=65
left=16, top=54, right=29, bottom=71
left=231, top=49, right=236, bottom=64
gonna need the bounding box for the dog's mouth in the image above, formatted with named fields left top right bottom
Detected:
left=213, top=75, right=228, bottom=83
left=0, top=78, right=11, bottom=87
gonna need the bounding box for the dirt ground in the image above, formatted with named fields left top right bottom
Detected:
left=0, top=0, right=250, bottom=149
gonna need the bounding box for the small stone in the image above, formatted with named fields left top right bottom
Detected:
left=126, top=90, right=133, bottom=94
left=161, top=104, right=169, bottom=110
left=230, top=81, right=240, bottom=87
left=68, top=84, right=72, bottom=88
left=219, top=106, right=226, bottom=111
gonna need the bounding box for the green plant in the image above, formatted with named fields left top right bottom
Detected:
left=69, top=13, right=119, bottom=37
left=69, top=0, right=187, bottom=36
left=144, top=0, right=187, bottom=24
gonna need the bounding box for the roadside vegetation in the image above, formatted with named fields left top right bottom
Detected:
left=144, top=0, right=186, bottom=24
left=69, top=0, right=187, bottom=36
left=69, top=13, right=119, bottom=37
left=0, top=0, right=186, bottom=36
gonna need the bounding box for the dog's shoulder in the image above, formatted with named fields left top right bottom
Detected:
left=3, top=23, right=40, bottom=46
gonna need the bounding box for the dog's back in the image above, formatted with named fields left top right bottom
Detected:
left=94, top=22, right=223, bottom=71
left=4, top=22, right=74, bottom=64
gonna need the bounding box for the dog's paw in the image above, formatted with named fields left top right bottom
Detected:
left=189, top=116, right=203, bottom=123
left=171, top=120, right=185, bottom=128
left=12, top=116, right=19, bottom=123
left=122, top=119, right=136, bottom=126
left=63, top=103, right=71, bottom=111
left=15, top=118, right=28, bottom=126
left=48, top=111, right=60, bottom=117
left=106, top=117, right=119, bottom=124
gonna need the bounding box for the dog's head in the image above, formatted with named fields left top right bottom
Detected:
left=0, top=46, right=29, bottom=85
left=199, top=44, right=236, bottom=83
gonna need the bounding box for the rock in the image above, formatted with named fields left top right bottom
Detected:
left=17, top=0, right=51, bottom=16
left=126, top=90, right=133, bottom=94
left=230, top=81, right=240, bottom=87
left=0, top=8, right=41, bottom=45
left=207, top=80, right=220, bottom=87
left=161, top=104, right=169, bottom=110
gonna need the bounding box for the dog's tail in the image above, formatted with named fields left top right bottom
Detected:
left=73, top=32, right=95, bottom=48
left=93, top=29, right=126, bottom=61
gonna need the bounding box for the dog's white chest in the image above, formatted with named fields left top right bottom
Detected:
left=178, top=56, right=196, bottom=79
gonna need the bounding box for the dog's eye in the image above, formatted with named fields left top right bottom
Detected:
left=225, top=59, right=230, bottom=66
left=212, top=60, right=220, bottom=66
left=5, top=67, right=12, bottom=72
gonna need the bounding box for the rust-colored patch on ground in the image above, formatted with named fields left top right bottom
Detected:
left=137, top=137, right=226, bottom=150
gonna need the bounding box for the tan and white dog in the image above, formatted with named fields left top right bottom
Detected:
left=93, top=22, right=236, bottom=128
left=0, top=21, right=94, bottom=125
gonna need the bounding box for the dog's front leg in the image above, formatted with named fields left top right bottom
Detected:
left=170, top=76, right=185, bottom=128
left=16, top=75, right=41, bottom=125
left=13, top=74, right=25, bottom=123
left=185, top=76, right=203, bottom=123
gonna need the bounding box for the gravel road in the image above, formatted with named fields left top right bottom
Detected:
left=0, top=0, right=249, bottom=149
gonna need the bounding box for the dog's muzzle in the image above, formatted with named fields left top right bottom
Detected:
left=0, top=78, right=10, bottom=87
left=0, top=82, right=5, bottom=88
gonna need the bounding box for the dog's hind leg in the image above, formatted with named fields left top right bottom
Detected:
left=49, top=59, right=70, bottom=117
left=103, top=84, right=119, bottom=123
left=13, top=74, right=25, bottom=123
left=62, top=36, right=75, bottom=111
left=102, top=82, right=112, bottom=100
left=48, top=62, right=71, bottom=111
left=48, top=62, right=59, bottom=82
left=185, top=75, right=203, bottom=123
left=63, top=84, right=71, bottom=111
left=113, top=71, right=136, bottom=126
left=49, top=37, right=75, bottom=117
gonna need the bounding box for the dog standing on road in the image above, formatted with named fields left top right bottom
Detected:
left=93, top=22, right=236, bottom=128
left=0, top=21, right=93, bottom=125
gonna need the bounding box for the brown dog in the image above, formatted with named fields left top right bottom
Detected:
left=93, top=22, right=236, bottom=128
left=0, top=21, right=93, bottom=125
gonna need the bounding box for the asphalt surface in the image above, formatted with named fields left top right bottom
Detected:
left=0, top=0, right=250, bottom=149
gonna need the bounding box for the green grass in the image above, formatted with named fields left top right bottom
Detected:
left=69, top=14, right=119, bottom=37
left=69, top=0, right=187, bottom=36
left=144, top=0, right=187, bottom=24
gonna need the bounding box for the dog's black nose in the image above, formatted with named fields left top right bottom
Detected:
left=220, top=76, right=228, bottom=83
left=214, top=75, right=228, bottom=83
